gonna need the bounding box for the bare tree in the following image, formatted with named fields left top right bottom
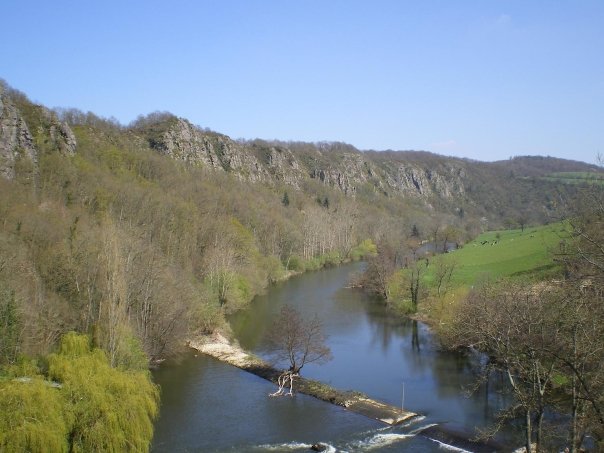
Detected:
left=448, top=282, right=559, bottom=452
left=555, top=186, right=604, bottom=449
left=266, top=305, right=332, bottom=396
left=434, top=256, right=457, bottom=298
left=362, top=243, right=397, bottom=299
left=409, top=260, right=424, bottom=312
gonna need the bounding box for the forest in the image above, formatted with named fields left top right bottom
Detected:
left=1, top=80, right=603, bottom=451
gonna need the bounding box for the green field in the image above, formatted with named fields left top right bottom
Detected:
left=540, top=172, right=604, bottom=186
left=428, top=222, right=569, bottom=288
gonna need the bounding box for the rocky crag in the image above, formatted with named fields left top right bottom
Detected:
left=2, top=83, right=602, bottom=227
left=137, top=115, right=470, bottom=200
left=0, top=83, right=76, bottom=181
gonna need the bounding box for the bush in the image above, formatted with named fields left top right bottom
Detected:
left=265, top=255, right=286, bottom=282
left=350, top=239, right=378, bottom=261
left=386, top=270, right=415, bottom=314
left=304, top=257, right=323, bottom=271
left=287, top=255, right=305, bottom=272
left=323, top=251, right=342, bottom=267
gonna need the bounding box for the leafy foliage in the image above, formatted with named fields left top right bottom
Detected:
left=0, top=375, right=68, bottom=453
left=0, top=332, right=159, bottom=453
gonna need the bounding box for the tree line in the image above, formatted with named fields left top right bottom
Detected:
left=360, top=185, right=604, bottom=451
left=444, top=189, right=604, bottom=451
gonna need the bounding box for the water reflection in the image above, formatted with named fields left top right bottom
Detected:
left=154, top=262, right=513, bottom=452
left=230, top=262, right=510, bottom=433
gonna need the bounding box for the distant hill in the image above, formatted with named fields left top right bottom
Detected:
left=2, top=81, right=602, bottom=232
left=491, top=155, right=601, bottom=177
left=128, top=113, right=601, bottom=229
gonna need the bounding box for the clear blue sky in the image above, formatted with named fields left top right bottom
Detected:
left=1, top=1, right=602, bottom=163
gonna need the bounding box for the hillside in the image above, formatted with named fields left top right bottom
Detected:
left=0, top=80, right=601, bottom=365
left=127, top=115, right=601, bottom=228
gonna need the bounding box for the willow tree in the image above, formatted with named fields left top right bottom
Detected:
left=48, top=332, right=159, bottom=452
left=0, top=374, right=68, bottom=453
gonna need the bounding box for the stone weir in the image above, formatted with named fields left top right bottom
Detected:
left=188, top=333, right=416, bottom=426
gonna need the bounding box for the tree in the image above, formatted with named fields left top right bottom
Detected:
left=266, top=305, right=332, bottom=396
left=448, top=282, right=559, bottom=452
left=549, top=285, right=604, bottom=452
left=0, top=332, right=159, bottom=453
left=0, top=374, right=68, bottom=453
left=408, top=260, right=424, bottom=312
left=48, top=332, right=159, bottom=452
left=411, top=224, right=420, bottom=238
left=282, top=191, right=290, bottom=207
left=438, top=225, right=460, bottom=253
left=517, top=212, right=529, bottom=232
left=554, top=186, right=604, bottom=450
left=362, top=243, right=397, bottom=299
left=433, top=256, right=457, bottom=298
left=0, top=286, right=20, bottom=364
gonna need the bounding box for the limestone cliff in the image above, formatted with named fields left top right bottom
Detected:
left=0, top=85, right=76, bottom=181
left=141, top=117, right=471, bottom=202
left=2, top=83, right=601, bottom=224
left=0, top=88, right=37, bottom=180
left=147, top=118, right=269, bottom=182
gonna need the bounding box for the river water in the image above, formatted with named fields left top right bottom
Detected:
left=152, top=262, right=510, bottom=452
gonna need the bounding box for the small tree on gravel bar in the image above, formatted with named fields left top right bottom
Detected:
left=267, top=305, right=332, bottom=396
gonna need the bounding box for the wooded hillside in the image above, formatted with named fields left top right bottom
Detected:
left=1, top=80, right=602, bottom=366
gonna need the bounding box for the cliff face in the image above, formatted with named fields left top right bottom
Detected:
left=2, top=85, right=601, bottom=225
left=0, top=85, right=76, bottom=181
left=144, top=117, right=471, bottom=201
left=383, top=162, right=467, bottom=199
left=150, top=118, right=268, bottom=182
left=0, top=89, right=37, bottom=180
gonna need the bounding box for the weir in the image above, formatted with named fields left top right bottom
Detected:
left=189, top=334, right=417, bottom=426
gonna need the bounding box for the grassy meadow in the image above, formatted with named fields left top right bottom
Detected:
left=540, top=172, right=604, bottom=186
left=388, top=222, right=571, bottom=321
left=435, top=222, right=568, bottom=287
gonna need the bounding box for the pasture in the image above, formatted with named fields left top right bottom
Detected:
left=429, top=222, right=569, bottom=288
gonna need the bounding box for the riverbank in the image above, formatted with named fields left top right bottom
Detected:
left=188, top=332, right=417, bottom=426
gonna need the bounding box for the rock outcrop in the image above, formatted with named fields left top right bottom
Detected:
left=149, top=118, right=270, bottom=182
left=0, top=89, right=37, bottom=180
left=382, top=163, right=467, bottom=198
left=141, top=116, right=472, bottom=202
left=0, top=85, right=76, bottom=180
left=46, top=111, right=77, bottom=156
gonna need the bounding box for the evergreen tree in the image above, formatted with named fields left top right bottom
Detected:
left=411, top=224, right=420, bottom=238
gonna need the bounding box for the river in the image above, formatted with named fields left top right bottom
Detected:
left=152, top=262, right=511, bottom=452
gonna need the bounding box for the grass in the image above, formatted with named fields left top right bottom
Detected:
left=412, top=222, right=571, bottom=326
left=427, top=222, right=569, bottom=288
left=539, top=172, right=604, bottom=186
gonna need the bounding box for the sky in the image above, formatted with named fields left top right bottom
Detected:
left=1, top=1, right=603, bottom=163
